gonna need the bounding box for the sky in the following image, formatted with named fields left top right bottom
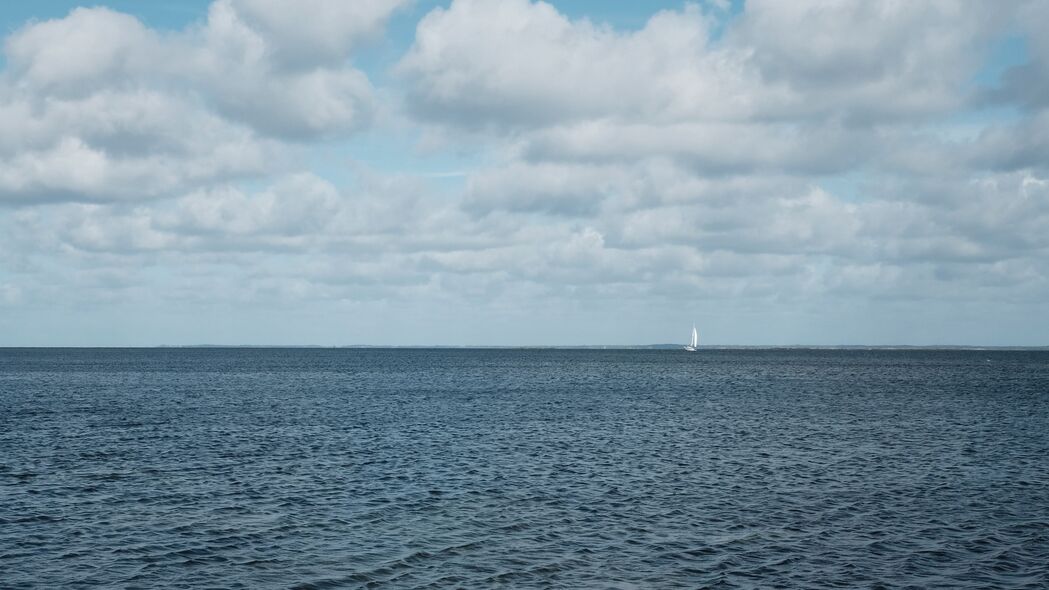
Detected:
left=1, top=0, right=1047, bottom=347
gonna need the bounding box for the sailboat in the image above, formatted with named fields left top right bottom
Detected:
left=684, top=325, right=698, bottom=351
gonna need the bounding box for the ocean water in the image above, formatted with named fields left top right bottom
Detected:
left=2, top=348, right=1048, bottom=589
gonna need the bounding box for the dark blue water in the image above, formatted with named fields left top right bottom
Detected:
left=2, top=348, right=1048, bottom=588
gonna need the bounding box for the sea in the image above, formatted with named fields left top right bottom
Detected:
left=2, top=347, right=1047, bottom=588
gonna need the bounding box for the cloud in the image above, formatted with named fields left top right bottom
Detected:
left=0, top=89, right=284, bottom=204
left=0, top=282, right=21, bottom=306
left=161, top=173, right=342, bottom=238
left=516, top=120, right=877, bottom=176
left=0, top=1, right=403, bottom=205
left=463, top=161, right=616, bottom=217
left=398, top=0, right=741, bottom=130
left=968, top=111, right=1049, bottom=173
left=224, top=0, right=408, bottom=68
left=4, top=7, right=157, bottom=96
left=729, top=0, right=1005, bottom=121
left=394, top=0, right=1021, bottom=232
left=185, top=0, right=399, bottom=138
left=983, top=1, right=1049, bottom=112
left=7, top=162, right=1048, bottom=314
left=3, top=0, right=1049, bottom=344
left=399, top=0, right=1006, bottom=133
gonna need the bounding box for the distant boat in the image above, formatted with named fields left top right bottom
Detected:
left=684, top=325, right=698, bottom=351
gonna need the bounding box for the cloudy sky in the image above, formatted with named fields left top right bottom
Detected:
left=1, top=0, right=1047, bottom=346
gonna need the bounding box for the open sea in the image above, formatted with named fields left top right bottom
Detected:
left=2, top=347, right=1048, bottom=588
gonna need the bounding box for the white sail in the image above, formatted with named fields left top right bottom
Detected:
left=685, top=324, right=698, bottom=351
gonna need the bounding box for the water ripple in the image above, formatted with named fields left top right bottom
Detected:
left=1, top=348, right=1048, bottom=588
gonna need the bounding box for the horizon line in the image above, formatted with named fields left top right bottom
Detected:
left=2, top=344, right=1048, bottom=350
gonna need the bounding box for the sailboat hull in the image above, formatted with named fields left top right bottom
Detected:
left=684, top=346, right=696, bottom=352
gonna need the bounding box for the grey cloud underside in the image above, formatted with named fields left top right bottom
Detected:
left=2, top=0, right=1049, bottom=345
